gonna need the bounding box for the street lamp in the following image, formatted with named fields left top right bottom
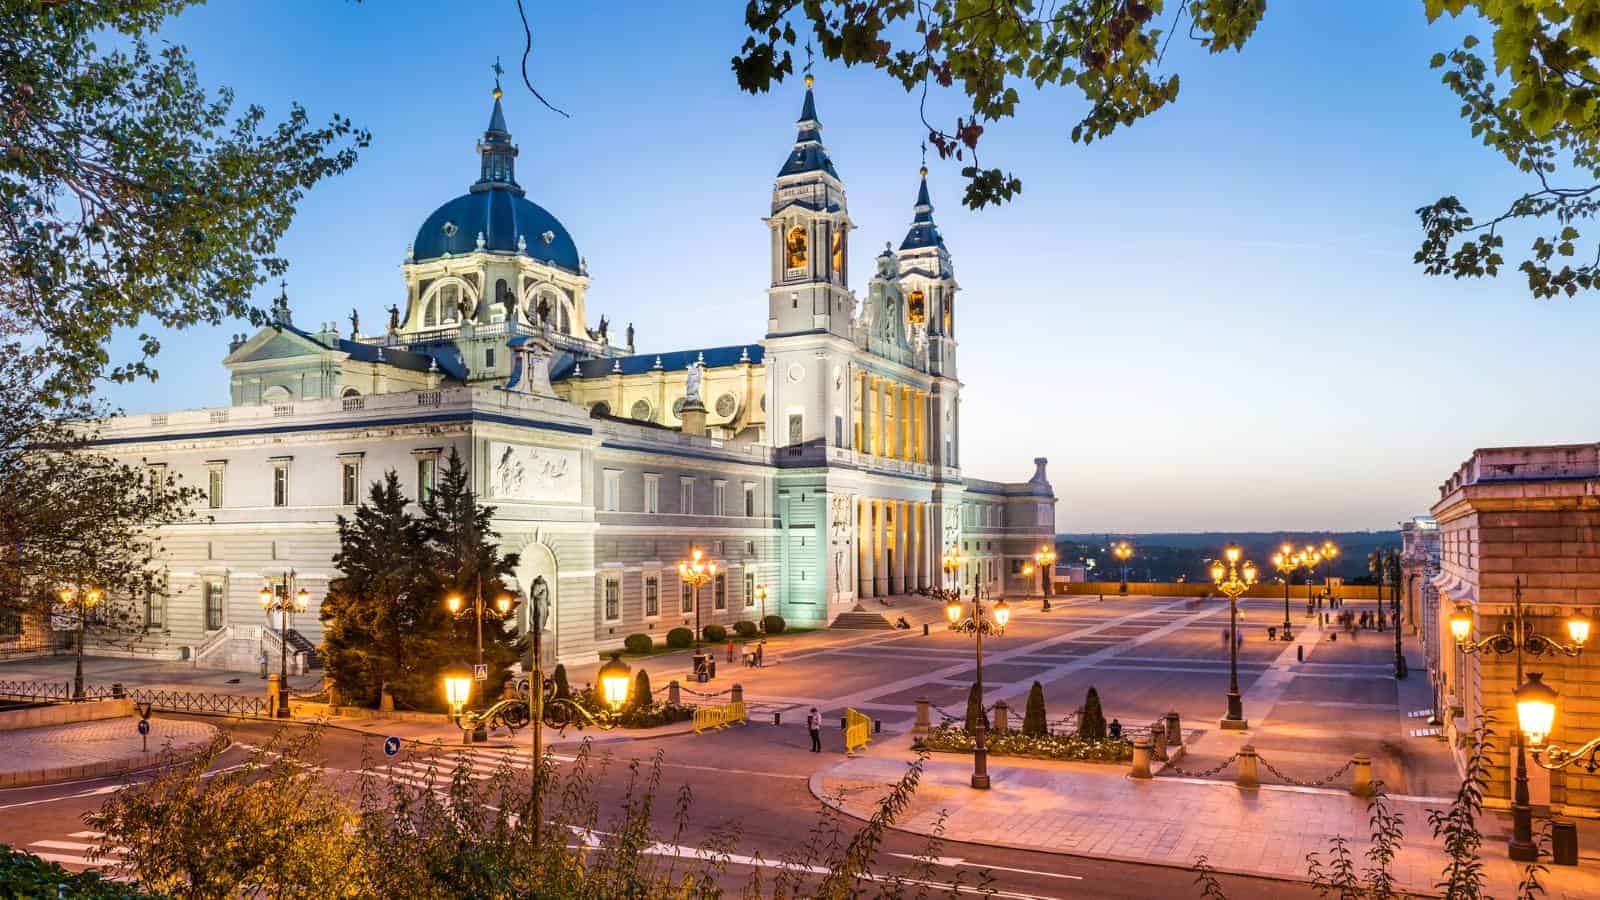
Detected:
left=1211, top=544, right=1258, bottom=730
left=1270, top=544, right=1298, bottom=641
left=1523, top=669, right=1600, bottom=773
left=443, top=661, right=474, bottom=745
left=942, top=546, right=967, bottom=593
left=677, top=547, right=718, bottom=645
left=1320, top=540, right=1340, bottom=606
left=1112, top=541, right=1133, bottom=594
left=1448, top=577, right=1588, bottom=861
left=947, top=592, right=1009, bottom=789
left=753, top=583, right=769, bottom=625
left=260, top=572, right=310, bottom=719
left=1033, top=544, right=1057, bottom=598
left=444, top=585, right=517, bottom=743
left=57, top=585, right=103, bottom=700
left=597, top=652, right=633, bottom=711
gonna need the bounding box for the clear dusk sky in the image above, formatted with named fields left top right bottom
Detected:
left=98, top=1, right=1600, bottom=534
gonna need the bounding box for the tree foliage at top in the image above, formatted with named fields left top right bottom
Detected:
left=733, top=0, right=1265, bottom=209
left=0, top=0, right=368, bottom=398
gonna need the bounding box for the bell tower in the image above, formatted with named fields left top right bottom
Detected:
left=766, top=74, right=854, bottom=339
left=896, top=167, right=961, bottom=467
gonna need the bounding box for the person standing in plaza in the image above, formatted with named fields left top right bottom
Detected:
left=807, top=707, right=821, bottom=752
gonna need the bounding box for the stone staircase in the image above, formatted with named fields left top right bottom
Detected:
left=829, top=605, right=894, bottom=630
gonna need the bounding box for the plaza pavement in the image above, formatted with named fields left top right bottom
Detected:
left=0, top=716, right=216, bottom=786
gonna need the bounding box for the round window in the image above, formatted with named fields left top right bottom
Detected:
left=630, top=399, right=652, bottom=421
left=715, top=393, right=738, bottom=418
left=672, top=397, right=686, bottom=418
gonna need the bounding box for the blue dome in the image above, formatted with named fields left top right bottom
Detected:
left=412, top=188, right=581, bottom=273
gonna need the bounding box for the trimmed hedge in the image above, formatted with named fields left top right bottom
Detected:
left=701, top=623, right=727, bottom=643
left=665, top=627, right=693, bottom=649
left=623, top=633, right=654, bottom=654
left=919, top=723, right=1133, bottom=763
left=732, top=620, right=759, bottom=638
left=762, top=615, right=786, bottom=634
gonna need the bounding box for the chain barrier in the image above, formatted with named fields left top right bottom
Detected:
left=1258, top=755, right=1354, bottom=788
left=678, top=685, right=734, bottom=700
left=1161, top=752, right=1242, bottom=779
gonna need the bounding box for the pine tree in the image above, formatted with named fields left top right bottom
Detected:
left=631, top=669, right=652, bottom=711
left=1080, top=686, right=1107, bottom=740
left=420, top=449, right=527, bottom=698
left=964, top=682, right=989, bottom=734
left=321, top=472, right=429, bottom=708
left=1023, top=681, right=1048, bottom=737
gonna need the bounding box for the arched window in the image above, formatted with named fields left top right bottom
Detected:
left=831, top=229, right=843, bottom=275
left=262, top=385, right=291, bottom=403
left=590, top=401, right=611, bottom=418
left=908, top=289, right=925, bottom=325
left=786, top=225, right=808, bottom=269
left=422, top=282, right=464, bottom=328
left=943, top=295, right=954, bottom=336
left=341, top=387, right=361, bottom=399
left=491, top=279, right=510, bottom=323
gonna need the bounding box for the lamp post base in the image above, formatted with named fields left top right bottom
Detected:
left=1221, top=691, right=1246, bottom=729
left=971, top=773, right=992, bottom=789
left=1220, top=717, right=1250, bottom=730
left=1509, top=837, right=1538, bottom=862
left=471, top=723, right=488, bottom=743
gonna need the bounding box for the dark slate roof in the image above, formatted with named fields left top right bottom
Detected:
left=279, top=324, right=467, bottom=380
left=550, top=344, right=764, bottom=381
left=899, top=173, right=945, bottom=251
left=412, top=190, right=581, bottom=271
left=777, top=87, right=839, bottom=179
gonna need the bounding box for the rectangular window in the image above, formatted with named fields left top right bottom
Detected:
left=485, top=348, right=496, bottom=369
left=743, top=484, right=756, bottom=518
left=207, top=467, right=224, bottom=509
left=603, top=469, right=621, bottom=512
left=417, top=456, right=437, bottom=504
left=644, top=576, right=659, bottom=618
left=145, top=591, right=165, bottom=630
left=644, top=474, right=659, bottom=514
left=744, top=571, right=756, bottom=608
left=204, top=579, right=225, bottom=631
left=681, top=581, right=694, bottom=614
left=342, top=461, right=360, bottom=505
left=604, top=577, right=621, bottom=622
left=714, top=573, right=727, bottom=610
left=788, top=413, right=803, bottom=445
left=679, top=478, right=694, bottom=515
left=713, top=480, right=727, bottom=517
left=273, top=465, right=289, bottom=507
left=835, top=415, right=843, bottom=447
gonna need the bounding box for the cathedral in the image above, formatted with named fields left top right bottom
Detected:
left=93, top=74, right=1056, bottom=669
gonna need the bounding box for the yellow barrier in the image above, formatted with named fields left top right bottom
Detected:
left=692, top=700, right=747, bottom=734
left=844, top=707, right=871, bottom=756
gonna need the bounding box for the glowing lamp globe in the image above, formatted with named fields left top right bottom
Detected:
left=1449, top=606, right=1473, bottom=643
left=1224, top=544, right=1242, bottom=564
left=945, top=597, right=963, bottom=625
left=992, top=599, right=1010, bottom=629
left=496, top=594, right=512, bottom=616
left=294, top=587, right=310, bottom=612
left=1567, top=613, right=1592, bottom=647
left=597, top=652, right=632, bottom=711
left=446, top=594, right=463, bottom=614
left=1210, top=561, right=1227, bottom=584
left=1280, top=543, right=1293, bottom=557
left=1242, top=563, right=1258, bottom=585
left=259, top=586, right=274, bottom=609
left=85, top=589, right=102, bottom=606
left=1515, top=672, right=1559, bottom=747
left=442, top=662, right=473, bottom=714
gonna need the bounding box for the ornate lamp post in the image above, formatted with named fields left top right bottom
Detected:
left=945, top=587, right=1009, bottom=789
left=1033, top=544, right=1057, bottom=598
left=1210, top=544, right=1258, bottom=729
left=1320, top=540, right=1340, bottom=606
left=259, top=572, right=310, bottom=719
left=754, top=583, right=769, bottom=625
left=1299, top=545, right=1323, bottom=621
left=942, top=545, right=966, bottom=593
left=1448, top=578, right=1589, bottom=861
left=1112, top=541, right=1133, bottom=594
left=1270, top=543, right=1299, bottom=641
left=445, top=589, right=514, bottom=742
left=57, top=585, right=103, bottom=700
left=677, top=547, right=718, bottom=646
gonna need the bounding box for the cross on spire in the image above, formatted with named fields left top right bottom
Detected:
left=491, top=57, right=504, bottom=100
left=804, top=40, right=814, bottom=75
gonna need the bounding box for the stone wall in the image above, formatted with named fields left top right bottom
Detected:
left=1057, top=581, right=1382, bottom=600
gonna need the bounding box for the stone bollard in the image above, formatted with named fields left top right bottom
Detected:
left=1165, top=711, right=1182, bottom=747
left=1351, top=753, right=1373, bottom=798
left=993, top=700, right=1009, bottom=732
left=1236, top=744, right=1260, bottom=789
left=912, top=697, right=932, bottom=738
left=266, top=674, right=281, bottom=717
left=1150, top=719, right=1169, bottom=762
left=731, top=683, right=743, bottom=705
left=1130, top=738, right=1153, bottom=779
left=667, top=679, right=681, bottom=706
left=380, top=689, right=395, bottom=713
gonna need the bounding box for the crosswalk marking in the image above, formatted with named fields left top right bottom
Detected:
left=1410, top=726, right=1442, bottom=737
left=27, top=830, right=125, bottom=875
left=1408, top=708, right=1435, bottom=718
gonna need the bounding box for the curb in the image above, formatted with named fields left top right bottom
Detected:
left=806, top=764, right=1449, bottom=900
left=0, top=728, right=222, bottom=789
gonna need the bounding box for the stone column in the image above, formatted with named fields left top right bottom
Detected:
left=873, top=499, right=889, bottom=597
left=895, top=501, right=909, bottom=595
left=858, top=497, right=873, bottom=598
left=908, top=503, right=921, bottom=594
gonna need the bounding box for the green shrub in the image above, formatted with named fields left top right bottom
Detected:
left=1080, top=685, right=1107, bottom=740
left=552, top=664, right=571, bottom=701
left=920, top=723, right=1133, bottom=763
left=623, top=633, right=653, bottom=654
left=762, top=615, right=786, bottom=634
left=964, top=682, right=989, bottom=734
left=702, top=623, right=727, bottom=643
left=665, top=627, right=693, bottom=648
left=732, top=620, right=759, bottom=638
left=631, top=669, right=652, bottom=710
left=1023, top=681, right=1048, bottom=737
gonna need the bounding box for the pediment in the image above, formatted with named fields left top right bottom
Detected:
left=223, top=327, right=341, bottom=367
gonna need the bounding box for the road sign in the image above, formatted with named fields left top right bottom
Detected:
left=383, top=736, right=401, bottom=757
left=136, top=719, right=150, bottom=736
left=473, top=663, right=488, bottom=682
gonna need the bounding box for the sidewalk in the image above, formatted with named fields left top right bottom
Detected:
left=0, top=716, right=217, bottom=786
left=812, top=736, right=1600, bottom=899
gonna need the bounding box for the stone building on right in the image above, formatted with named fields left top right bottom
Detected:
left=1428, top=442, right=1600, bottom=817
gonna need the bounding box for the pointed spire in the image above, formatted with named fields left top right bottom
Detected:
left=778, top=71, right=838, bottom=179
left=900, top=165, right=945, bottom=252
left=474, top=59, right=522, bottom=195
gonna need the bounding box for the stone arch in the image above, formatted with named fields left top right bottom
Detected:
left=513, top=539, right=560, bottom=667
left=418, top=275, right=478, bottom=329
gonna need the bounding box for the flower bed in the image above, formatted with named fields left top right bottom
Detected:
left=917, top=724, right=1133, bottom=763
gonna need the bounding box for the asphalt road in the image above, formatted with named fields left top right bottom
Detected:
left=0, top=715, right=1322, bottom=899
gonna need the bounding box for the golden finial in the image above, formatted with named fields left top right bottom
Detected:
left=919, top=165, right=928, bottom=178
left=804, top=73, right=815, bottom=88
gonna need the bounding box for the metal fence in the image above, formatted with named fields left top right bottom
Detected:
left=0, top=680, right=266, bottom=717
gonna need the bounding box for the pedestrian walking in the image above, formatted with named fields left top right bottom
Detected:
left=807, top=707, right=822, bottom=752
left=756, top=640, right=765, bottom=668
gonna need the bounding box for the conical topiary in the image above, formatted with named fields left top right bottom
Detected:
left=964, top=682, right=990, bottom=735
left=631, top=668, right=652, bottom=710
left=1023, top=681, right=1048, bottom=737
left=1079, top=685, right=1107, bottom=740
left=552, top=663, right=572, bottom=701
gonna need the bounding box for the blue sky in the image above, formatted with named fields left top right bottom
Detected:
left=100, top=1, right=1600, bottom=532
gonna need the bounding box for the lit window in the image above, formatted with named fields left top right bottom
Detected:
left=786, top=225, right=808, bottom=269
